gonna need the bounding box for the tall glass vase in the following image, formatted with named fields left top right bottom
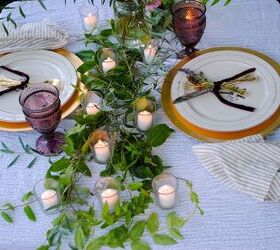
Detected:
left=113, top=0, right=149, bottom=48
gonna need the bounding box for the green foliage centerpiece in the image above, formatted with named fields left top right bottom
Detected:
left=0, top=0, right=222, bottom=249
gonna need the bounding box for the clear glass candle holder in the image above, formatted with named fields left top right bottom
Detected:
left=89, top=130, right=112, bottom=164
left=94, top=177, right=120, bottom=211
left=142, top=39, right=159, bottom=65
left=80, top=3, right=99, bottom=32
left=81, top=91, right=103, bottom=115
left=33, top=178, right=61, bottom=214
left=101, top=48, right=117, bottom=73
left=134, top=99, right=156, bottom=132
left=152, top=173, right=178, bottom=210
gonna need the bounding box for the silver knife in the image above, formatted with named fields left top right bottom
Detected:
left=173, top=87, right=213, bottom=104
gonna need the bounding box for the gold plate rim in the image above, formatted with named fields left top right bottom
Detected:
left=161, top=47, right=280, bottom=142
left=0, top=48, right=86, bottom=132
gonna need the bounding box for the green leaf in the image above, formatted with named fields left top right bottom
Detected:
left=2, top=203, right=15, bottom=210
left=169, top=228, right=184, bottom=240
left=0, top=211, right=13, bottom=223
left=6, top=13, right=11, bottom=21
left=27, top=157, right=37, bottom=168
left=2, top=23, right=8, bottom=36
left=146, top=213, right=159, bottom=235
left=191, top=191, right=199, bottom=204
left=128, top=182, right=143, bottom=191
left=75, top=227, right=86, bottom=250
left=37, top=0, right=47, bottom=10
left=7, top=155, right=20, bottom=168
left=129, top=220, right=146, bottom=240
left=153, top=234, right=177, bottom=245
left=166, top=211, right=186, bottom=230
left=21, top=191, right=33, bottom=202
left=147, top=124, right=174, bottom=147
left=86, top=237, right=105, bottom=250
left=1, top=141, right=13, bottom=153
left=224, top=0, right=232, bottom=5
left=19, top=136, right=32, bottom=154
left=37, top=246, right=49, bottom=250
left=101, top=202, right=109, bottom=219
left=8, top=18, right=17, bottom=29
left=19, top=7, right=26, bottom=18
left=50, top=157, right=70, bottom=172
left=211, top=0, right=221, bottom=5
left=131, top=240, right=151, bottom=250
left=76, top=160, right=91, bottom=177
left=77, top=61, right=95, bottom=74
left=76, top=50, right=95, bottom=61
left=24, top=206, right=36, bottom=222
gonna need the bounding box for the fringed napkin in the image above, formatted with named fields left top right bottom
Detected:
left=193, top=135, right=280, bottom=201
left=0, top=20, right=69, bottom=53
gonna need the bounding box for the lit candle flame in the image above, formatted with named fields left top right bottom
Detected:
left=186, top=9, right=196, bottom=20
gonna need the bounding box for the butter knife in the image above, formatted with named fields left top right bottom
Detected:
left=173, top=87, right=213, bottom=104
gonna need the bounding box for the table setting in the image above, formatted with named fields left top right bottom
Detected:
left=1, top=0, right=280, bottom=249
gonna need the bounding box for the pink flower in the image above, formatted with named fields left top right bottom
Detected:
left=145, top=0, right=161, bottom=11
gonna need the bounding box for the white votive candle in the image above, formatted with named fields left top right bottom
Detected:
left=41, top=189, right=59, bottom=210
left=101, top=188, right=119, bottom=210
left=102, top=57, right=116, bottom=73
left=137, top=110, right=153, bottom=131
left=158, top=184, right=176, bottom=209
left=84, top=13, right=98, bottom=31
left=94, top=140, right=111, bottom=162
left=144, top=45, right=156, bottom=64
left=86, top=103, right=100, bottom=115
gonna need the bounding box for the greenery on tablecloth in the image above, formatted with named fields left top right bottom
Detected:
left=0, top=0, right=240, bottom=249
left=0, top=22, right=203, bottom=250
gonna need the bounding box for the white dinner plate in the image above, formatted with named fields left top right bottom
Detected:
left=0, top=50, right=77, bottom=122
left=171, top=50, right=280, bottom=132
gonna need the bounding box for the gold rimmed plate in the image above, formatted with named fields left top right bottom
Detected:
left=0, top=48, right=86, bottom=132
left=162, top=47, right=280, bottom=142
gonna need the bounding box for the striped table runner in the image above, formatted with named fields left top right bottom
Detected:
left=193, top=135, right=280, bottom=201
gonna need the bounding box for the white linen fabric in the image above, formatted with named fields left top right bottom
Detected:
left=193, top=135, right=280, bottom=201
left=1, top=0, right=280, bottom=250
left=0, top=19, right=69, bottom=52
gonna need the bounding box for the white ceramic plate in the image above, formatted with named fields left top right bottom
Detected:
left=0, top=50, right=77, bottom=122
left=171, top=50, right=280, bottom=132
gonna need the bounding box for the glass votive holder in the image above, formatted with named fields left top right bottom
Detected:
left=152, top=173, right=178, bottom=210
left=80, top=3, right=99, bottom=32
left=89, top=130, right=112, bottom=164
left=33, top=178, right=61, bottom=214
left=134, top=99, right=156, bottom=132
left=81, top=91, right=103, bottom=115
left=101, top=48, right=117, bottom=73
left=94, top=177, right=120, bottom=211
left=143, top=40, right=158, bottom=65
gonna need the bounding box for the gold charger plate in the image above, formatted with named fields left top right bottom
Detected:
left=0, top=48, right=86, bottom=132
left=162, top=47, right=280, bottom=142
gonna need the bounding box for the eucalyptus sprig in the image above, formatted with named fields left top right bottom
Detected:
left=0, top=191, right=36, bottom=223
left=0, top=137, right=38, bottom=168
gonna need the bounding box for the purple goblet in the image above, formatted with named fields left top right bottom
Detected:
left=172, top=0, right=206, bottom=58
left=19, top=84, right=65, bottom=156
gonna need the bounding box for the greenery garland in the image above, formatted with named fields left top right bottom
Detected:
left=0, top=0, right=236, bottom=249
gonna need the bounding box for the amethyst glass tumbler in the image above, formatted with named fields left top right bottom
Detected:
left=19, top=84, right=65, bottom=156
left=172, top=0, right=206, bottom=57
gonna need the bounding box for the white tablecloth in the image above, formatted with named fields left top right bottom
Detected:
left=1, top=0, right=280, bottom=249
